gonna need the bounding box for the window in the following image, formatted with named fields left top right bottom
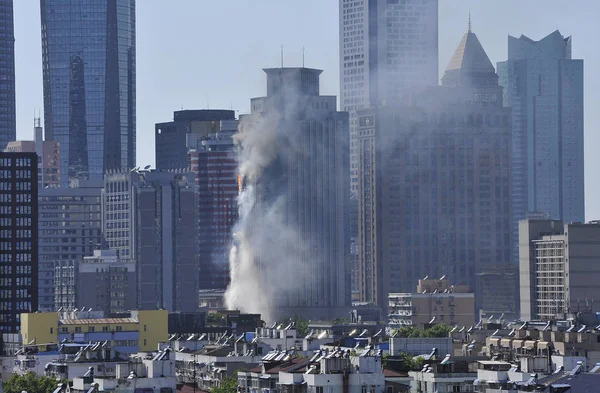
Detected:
left=144, top=339, right=147, bottom=346
left=75, top=327, right=82, bottom=333
left=50, top=327, right=53, bottom=334
left=316, top=387, right=323, bottom=393
left=116, top=326, right=122, bottom=332
left=144, top=324, right=147, bottom=332
left=89, top=326, right=95, bottom=332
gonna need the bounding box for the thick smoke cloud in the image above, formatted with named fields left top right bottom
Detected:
left=225, top=88, right=312, bottom=322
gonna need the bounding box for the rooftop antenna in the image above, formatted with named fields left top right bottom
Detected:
left=468, top=12, right=472, bottom=33
left=280, top=45, right=284, bottom=68
left=302, top=47, right=305, bottom=68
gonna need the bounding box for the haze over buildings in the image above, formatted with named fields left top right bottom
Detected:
left=340, top=0, right=439, bottom=196
left=357, top=26, right=513, bottom=315
left=41, top=0, right=136, bottom=186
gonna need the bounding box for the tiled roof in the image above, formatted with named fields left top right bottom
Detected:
left=383, top=369, right=409, bottom=378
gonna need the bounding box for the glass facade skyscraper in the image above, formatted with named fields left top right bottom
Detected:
left=339, top=0, right=438, bottom=195
left=41, top=0, right=136, bottom=186
left=0, top=0, right=15, bottom=151
left=497, top=31, right=584, bottom=263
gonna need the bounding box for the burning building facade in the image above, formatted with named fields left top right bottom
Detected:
left=226, top=67, right=351, bottom=321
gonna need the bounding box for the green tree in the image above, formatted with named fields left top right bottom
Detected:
left=3, top=372, right=67, bottom=393
left=393, top=324, right=452, bottom=338
left=212, top=371, right=238, bottom=393
left=397, top=353, right=426, bottom=372
left=278, top=314, right=309, bottom=337
left=424, top=324, right=452, bottom=338
left=206, top=312, right=226, bottom=326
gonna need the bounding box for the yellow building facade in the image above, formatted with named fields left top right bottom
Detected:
left=20, top=310, right=168, bottom=353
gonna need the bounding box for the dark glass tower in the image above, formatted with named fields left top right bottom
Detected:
left=41, top=0, right=136, bottom=186
left=0, top=152, right=38, bottom=333
left=0, top=0, right=15, bottom=151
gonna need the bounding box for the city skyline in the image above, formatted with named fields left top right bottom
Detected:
left=10, top=2, right=600, bottom=217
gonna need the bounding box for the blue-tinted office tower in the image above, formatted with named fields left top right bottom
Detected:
left=0, top=0, right=15, bottom=151
left=41, top=1, right=136, bottom=186
left=498, top=31, right=584, bottom=261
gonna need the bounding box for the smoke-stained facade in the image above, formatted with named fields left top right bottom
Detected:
left=226, top=68, right=350, bottom=321
left=41, top=0, right=136, bottom=186
left=340, top=0, right=438, bottom=195
left=0, top=0, right=15, bottom=151
left=357, top=28, right=514, bottom=315
left=497, top=31, right=584, bottom=262
left=188, top=122, right=239, bottom=292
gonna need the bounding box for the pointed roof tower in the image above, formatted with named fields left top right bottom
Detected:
left=442, top=16, right=498, bottom=87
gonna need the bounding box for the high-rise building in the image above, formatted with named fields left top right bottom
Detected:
left=5, top=119, right=61, bottom=188
left=102, top=170, right=198, bottom=312
left=77, top=249, right=136, bottom=315
left=188, top=121, right=238, bottom=291
left=54, top=248, right=135, bottom=315
left=0, top=0, right=15, bottom=151
left=497, top=31, right=584, bottom=262
left=357, top=27, right=513, bottom=314
left=241, top=67, right=350, bottom=319
left=38, top=180, right=103, bottom=311
left=0, top=152, right=38, bottom=333
left=155, top=110, right=235, bottom=171
left=339, top=0, right=438, bottom=195
left=40, top=0, right=136, bottom=186
left=519, top=220, right=600, bottom=321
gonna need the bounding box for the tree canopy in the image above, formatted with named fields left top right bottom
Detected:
left=278, top=314, right=309, bottom=337
left=393, top=324, right=452, bottom=338
left=212, top=372, right=238, bottom=393
left=3, top=372, right=67, bottom=393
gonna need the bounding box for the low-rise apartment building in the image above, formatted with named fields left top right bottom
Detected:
left=389, top=277, right=475, bottom=328
left=20, top=309, right=168, bottom=354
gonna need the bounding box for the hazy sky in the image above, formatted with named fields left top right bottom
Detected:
left=12, top=1, right=599, bottom=218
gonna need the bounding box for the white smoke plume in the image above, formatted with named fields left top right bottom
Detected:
left=225, top=94, right=311, bottom=322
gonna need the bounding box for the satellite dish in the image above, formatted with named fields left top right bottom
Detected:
left=144, top=165, right=151, bottom=170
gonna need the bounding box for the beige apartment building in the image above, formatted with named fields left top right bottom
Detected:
left=388, top=277, right=475, bottom=328
left=520, top=219, right=600, bottom=321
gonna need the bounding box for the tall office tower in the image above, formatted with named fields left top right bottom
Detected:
left=0, top=152, right=38, bottom=333
left=0, top=1, right=15, bottom=151
left=339, top=0, right=438, bottom=195
left=40, top=0, right=136, bottom=186
left=519, top=220, right=600, bottom=321
left=155, top=110, right=235, bottom=171
left=102, top=170, right=198, bottom=312
left=188, top=120, right=238, bottom=291
left=38, top=180, right=103, bottom=311
left=497, top=31, right=584, bottom=262
left=5, top=118, right=61, bottom=188
left=237, top=67, right=349, bottom=319
left=357, top=27, right=513, bottom=314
